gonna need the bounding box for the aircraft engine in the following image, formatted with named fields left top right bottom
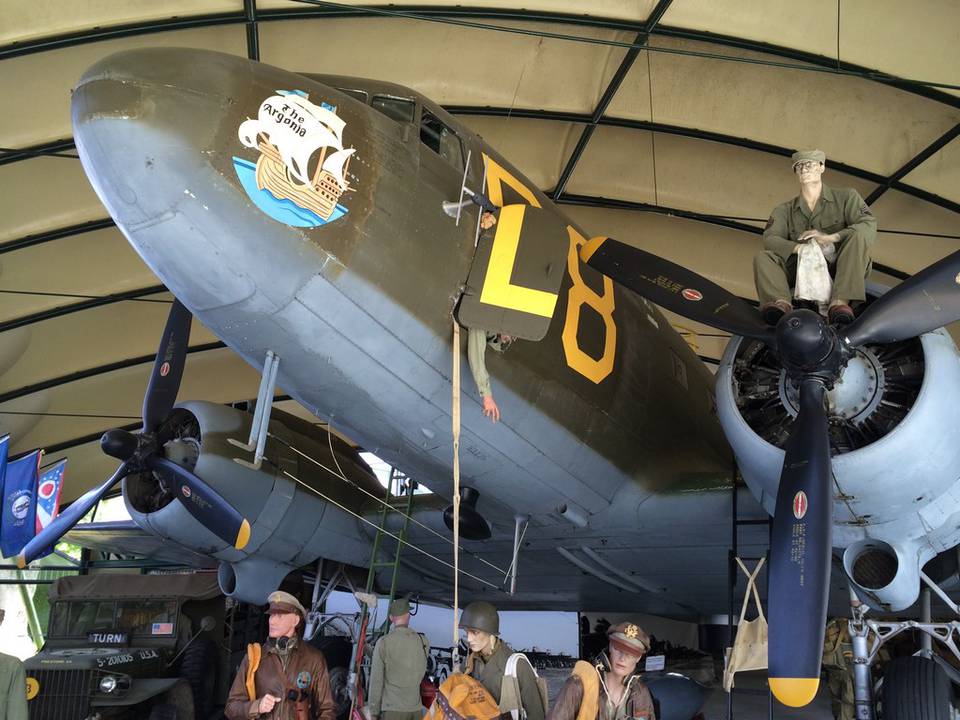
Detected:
left=717, top=323, right=960, bottom=612
left=122, top=400, right=378, bottom=603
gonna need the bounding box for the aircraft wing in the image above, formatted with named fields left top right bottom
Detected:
left=63, top=521, right=217, bottom=569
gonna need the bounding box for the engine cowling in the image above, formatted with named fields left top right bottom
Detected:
left=122, top=400, right=380, bottom=603
left=717, top=322, right=960, bottom=611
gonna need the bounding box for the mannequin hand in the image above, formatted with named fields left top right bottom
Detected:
left=482, top=395, right=501, bottom=423
left=258, top=694, right=281, bottom=713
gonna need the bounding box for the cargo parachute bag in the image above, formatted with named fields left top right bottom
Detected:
left=501, top=653, right=549, bottom=720
left=424, top=673, right=501, bottom=720
left=723, top=556, right=768, bottom=691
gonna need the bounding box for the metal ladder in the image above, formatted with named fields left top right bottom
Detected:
left=350, top=467, right=418, bottom=708
left=727, top=470, right=774, bottom=720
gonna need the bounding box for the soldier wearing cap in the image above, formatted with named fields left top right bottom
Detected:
left=366, top=597, right=430, bottom=720
left=460, top=601, right=545, bottom=720
left=754, top=149, right=877, bottom=326
left=548, top=622, right=655, bottom=720
left=226, top=591, right=337, bottom=720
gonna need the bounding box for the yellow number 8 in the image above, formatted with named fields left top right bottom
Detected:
left=562, top=226, right=616, bottom=384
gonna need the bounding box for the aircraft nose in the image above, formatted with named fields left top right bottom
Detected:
left=72, top=48, right=243, bottom=228
left=71, top=49, right=326, bottom=312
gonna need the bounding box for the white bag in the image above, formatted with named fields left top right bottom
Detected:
left=723, top=557, right=768, bottom=691
left=794, top=240, right=833, bottom=313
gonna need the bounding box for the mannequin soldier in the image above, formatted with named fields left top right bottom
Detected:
left=226, top=591, right=336, bottom=720
left=461, top=601, right=545, bottom=720
left=548, top=622, right=655, bottom=720
left=754, top=149, right=877, bottom=326
left=367, top=597, right=430, bottom=720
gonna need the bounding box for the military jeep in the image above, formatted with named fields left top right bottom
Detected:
left=24, top=573, right=228, bottom=720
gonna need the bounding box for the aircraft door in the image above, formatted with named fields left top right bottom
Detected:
left=457, top=203, right=569, bottom=341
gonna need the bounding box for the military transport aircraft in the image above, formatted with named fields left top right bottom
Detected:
left=16, top=48, right=960, bottom=709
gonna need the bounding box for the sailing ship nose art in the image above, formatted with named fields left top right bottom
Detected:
left=232, top=90, right=356, bottom=228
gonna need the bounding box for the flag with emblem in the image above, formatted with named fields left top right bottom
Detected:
left=1, top=448, right=43, bottom=559
left=34, top=458, right=66, bottom=558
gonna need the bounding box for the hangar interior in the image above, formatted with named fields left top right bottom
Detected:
left=1, top=2, right=959, bottom=719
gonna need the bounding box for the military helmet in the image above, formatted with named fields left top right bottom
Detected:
left=459, top=601, right=499, bottom=635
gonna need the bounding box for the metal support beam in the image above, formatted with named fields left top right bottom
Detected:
left=0, top=139, right=78, bottom=165
left=230, top=350, right=280, bottom=470
left=0, top=218, right=115, bottom=255
left=554, top=192, right=912, bottom=280
left=553, top=0, right=673, bottom=200
left=0, top=285, right=167, bottom=334
left=552, top=31, right=646, bottom=199
left=244, top=0, right=260, bottom=61
left=0, top=341, right=225, bottom=405
left=865, top=122, right=960, bottom=205
left=2, top=5, right=957, bottom=109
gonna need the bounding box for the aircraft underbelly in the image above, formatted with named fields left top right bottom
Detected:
left=197, top=262, right=623, bottom=517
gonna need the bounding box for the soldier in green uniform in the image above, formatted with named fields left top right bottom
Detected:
left=461, top=601, right=546, bottom=720
left=754, top=149, right=877, bottom=326
left=367, top=597, right=430, bottom=720
left=466, top=210, right=516, bottom=424
left=0, top=609, right=28, bottom=720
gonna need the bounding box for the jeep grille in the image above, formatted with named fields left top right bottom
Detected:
left=28, top=668, right=91, bottom=720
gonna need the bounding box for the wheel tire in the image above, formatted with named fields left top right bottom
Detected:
left=179, top=639, right=216, bottom=720
left=327, top=664, right=352, bottom=720
left=882, top=656, right=951, bottom=720
left=149, top=681, right=195, bottom=720
left=312, top=636, right=353, bottom=668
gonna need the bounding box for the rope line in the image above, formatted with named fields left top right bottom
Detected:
left=267, top=431, right=508, bottom=577
left=279, top=467, right=499, bottom=589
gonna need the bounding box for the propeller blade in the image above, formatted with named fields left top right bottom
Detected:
left=146, top=456, right=251, bottom=550
left=143, top=299, right=192, bottom=432
left=16, top=462, right=130, bottom=568
left=580, top=237, right=773, bottom=341
left=843, top=249, right=960, bottom=348
left=767, top=378, right=833, bottom=707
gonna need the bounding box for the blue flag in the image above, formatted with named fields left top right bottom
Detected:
left=1, top=448, right=42, bottom=559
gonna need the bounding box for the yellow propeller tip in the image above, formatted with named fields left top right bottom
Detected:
left=15, top=553, right=27, bottom=570
left=579, top=236, right=608, bottom=265
left=769, top=677, right=820, bottom=707
left=235, top=519, right=251, bottom=550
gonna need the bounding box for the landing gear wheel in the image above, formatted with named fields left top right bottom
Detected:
left=149, top=681, right=195, bottom=720
left=327, top=665, right=351, bottom=720
left=882, top=656, right=951, bottom=720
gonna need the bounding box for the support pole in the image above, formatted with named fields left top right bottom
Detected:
left=509, top=514, right=524, bottom=594
left=849, top=589, right=875, bottom=720
left=920, top=588, right=933, bottom=657
left=230, top=351, right=280, bottom=470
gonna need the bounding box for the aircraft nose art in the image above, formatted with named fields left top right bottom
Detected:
left=71, top=48, right=363, bottom=312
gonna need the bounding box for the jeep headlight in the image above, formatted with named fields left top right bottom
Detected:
left=99, top=675, right=118, bottom=694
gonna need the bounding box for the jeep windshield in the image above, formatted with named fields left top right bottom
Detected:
left=48, top=599, right=178, bottom=638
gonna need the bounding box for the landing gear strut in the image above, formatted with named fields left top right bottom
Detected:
left=848, top=575, right=960, bottom=720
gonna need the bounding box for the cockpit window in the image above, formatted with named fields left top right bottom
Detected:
left=372, top=95, right=415, bottom=124
left=337, top=88, right=369, bottom=104
left=419, top=110, right=464, bottom=171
